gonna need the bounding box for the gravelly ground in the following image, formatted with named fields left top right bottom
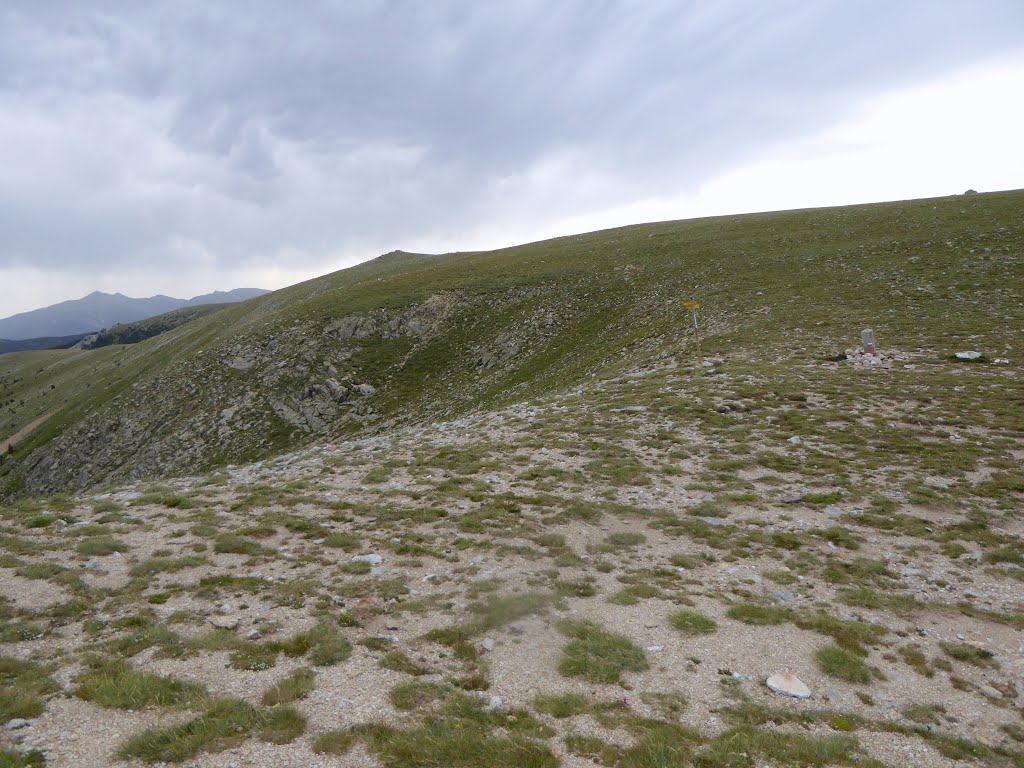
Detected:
left=2, top=354, right=1023, bottom=767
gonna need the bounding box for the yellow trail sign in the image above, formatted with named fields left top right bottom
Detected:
left=683, top=301, right=700, bottom=310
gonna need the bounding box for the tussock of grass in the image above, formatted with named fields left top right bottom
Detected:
left=75, top=536, right=129, bottom=556
left=556, top=620, right=648, bottom=685
left=380, top=650, right=431, bottom=676
left=0, top=749, right=45, bottom=767
left=322, top=532, right=361, bottom=550
left=367, top=723, right=558, bottom=768
left=815, top=644, right=882, bottom=684
left=74, top=658, right=207, bottom=709
left=898, top=645, right=934, bottom=677
left=939, top=642, right=999, bottom=669
left=615, top=722, right=702, bottom=768
left=669, top=609, right=717, bottom=635
left=390, top=681, right=449, bottom=711
left=213, top=534, right=272, bottom=556
left=116, top=698, right=305, bottom=762
left=640, top=691, right=689, bottom=719
left=0, top=657, right=58, bottom=723
left=727, top=603, right=793, bottom=625
left=468, top=591, right=556, bottom=631
left=261, top=668, right=316, bottom=706
left=697, top=728, right=861, bottom=768
left=129, top=555, right=207, bottom=578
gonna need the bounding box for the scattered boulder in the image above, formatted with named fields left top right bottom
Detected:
left=353, top=553, right=384, bottom=565
left=209, top=615, right=240, bottom=630
left=955, top=351, right=982, bottom=361
left=766, top=673, right=811, bottom=699
left=980, top=684, right=1003, bottom=700
left=484, top=695, right=503, bottom=712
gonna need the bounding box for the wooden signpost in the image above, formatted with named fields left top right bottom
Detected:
left=683, top=298, right=702, bottom=364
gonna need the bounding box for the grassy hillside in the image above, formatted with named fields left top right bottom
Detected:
left=1, top=191, right=1024, bottom=768
left=1, top=190, right=1022, bottom=498
left=85, top=303, right=232, bottom=349
left=0, top=333, right=91, bottom=355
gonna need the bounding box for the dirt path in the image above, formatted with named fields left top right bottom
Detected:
left=0, top=411, right=54, bottom=453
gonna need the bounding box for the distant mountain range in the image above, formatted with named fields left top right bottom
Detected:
left=0, top=288, right=269, bottom=341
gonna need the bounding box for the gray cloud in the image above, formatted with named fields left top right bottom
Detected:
left=0, top=1, right=1022, bottom=281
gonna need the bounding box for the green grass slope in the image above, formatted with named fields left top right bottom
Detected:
left=85, top=303, right=232, bottom=349
left=1, top=190, right=1022, bottom=498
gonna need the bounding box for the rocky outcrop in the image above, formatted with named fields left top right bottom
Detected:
left=8, top=292, right=470, bottom=497
left=329, top=292, right=462, bottom=340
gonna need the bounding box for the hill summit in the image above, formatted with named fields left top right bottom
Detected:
left=0, top=191, right=1022, bottom=767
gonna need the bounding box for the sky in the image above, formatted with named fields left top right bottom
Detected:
left=1, top=1, right=1023, bottom=318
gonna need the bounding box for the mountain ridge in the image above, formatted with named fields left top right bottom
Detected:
left=0, top=189, right=1021, bottom=500
left=0, top=287, right=270, bottom=340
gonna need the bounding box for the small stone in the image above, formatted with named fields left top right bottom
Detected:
left=954, top=351, right=982, bottom=360
left=245, top=629, right=262, bottom=641
left=771, top=592, right=796, bottom=603
left=979, top=684, right=1003, bottom=700
left=647, top=645, right=664, bottom=653
left=766, top=673, right=812, bottom=699
left=787, top=436, right=802, bottom=445
left=481, top=638, right=496, bottom=652
left=209, top=615, right=240, bottom=630
left=485, top=695, right=503, bottom=712
left=508, top=622, right=527, bottom=636
left=369, top=567, right=387, bottom=577
left=5, top=719, right=29, bottom=730
left=352, top=554, right=383, bottom=565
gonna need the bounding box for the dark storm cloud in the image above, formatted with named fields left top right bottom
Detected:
left=0, top=1, right=1021, bottom=275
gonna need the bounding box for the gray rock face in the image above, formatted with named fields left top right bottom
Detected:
left=330, top=293, right=461, bottom=341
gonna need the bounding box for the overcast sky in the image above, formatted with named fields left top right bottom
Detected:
left=2, top=1, right=1023, bottom=317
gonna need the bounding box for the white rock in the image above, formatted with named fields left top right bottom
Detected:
left=485, top=695, right=503, bottom=711
left=766, top=673, right=811, bottom=699
left=481, top=638, right=496, bottom=652
left=352, top=554, right=383, bottom=565
left=5, top=719, right=29, bottom=730
left=954, top=351, right=982, bottom=360
left=209, top=615, right=240, bottom=630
